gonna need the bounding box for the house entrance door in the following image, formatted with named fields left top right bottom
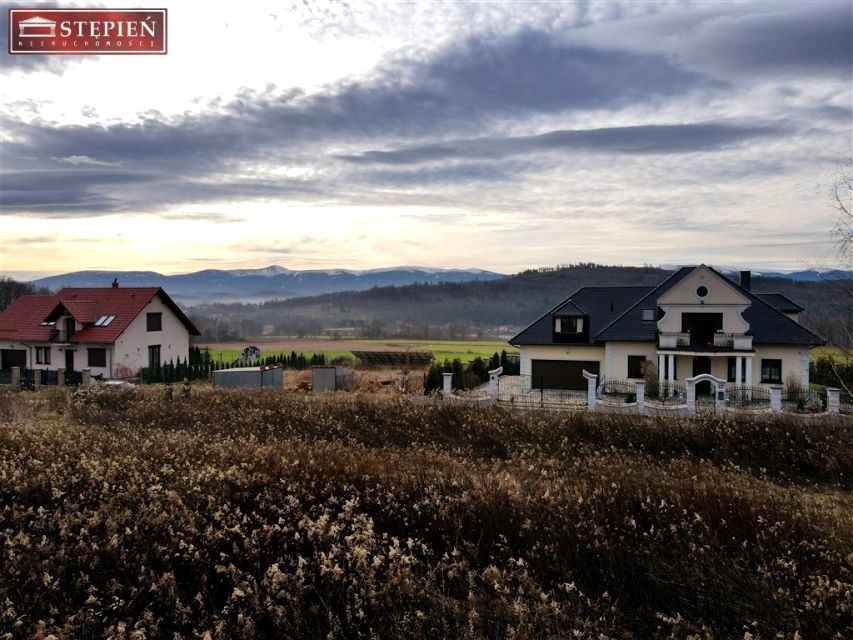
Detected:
left=692, top=356, right=712, bottom=394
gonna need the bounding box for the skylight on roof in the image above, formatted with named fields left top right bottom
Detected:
left=40, top=321, right=56, bottom=326
left=642, top=309, right=655, bottom=321
left=94, top=315, right=116, bottom=326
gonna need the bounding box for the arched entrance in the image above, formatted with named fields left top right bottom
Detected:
left=692, top=356, right=712, bottom=394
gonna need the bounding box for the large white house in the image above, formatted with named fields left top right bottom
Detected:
left=509, top=265, right=823, bottom=393
left=0, top=282, right=200, bottom=379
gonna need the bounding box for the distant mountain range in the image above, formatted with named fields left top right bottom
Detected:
left=31, top=266, right=504, bottom=304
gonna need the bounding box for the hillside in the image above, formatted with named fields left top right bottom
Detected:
left=31, top=266, right=503, bottom=304
left=190, top=264, right=850, bottom=344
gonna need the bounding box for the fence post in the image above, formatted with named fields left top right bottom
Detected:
left=769, top=385, right=783, bottom=412
left=11, top=366, right=20, bottom=388
left=442, top=372, right=453, bottom=396
left=33, top=369, right=41, bottom=388
left=715, top=380, right=727, bottom=414
left=82, top=369, right=91, bottom=385
left=686, top=378, right=696, bottom=415
left=582, top=370, right=597, bottom=409
left=635, top=380, right=646, bottom=414
left=57, top=368, right=66, bottom=387
left=826, top=387, right=841, bottom=413
left=488, top=366, right=503, bottom=397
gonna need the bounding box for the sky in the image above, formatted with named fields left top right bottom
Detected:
left=1, top=0, right=851, bottom=279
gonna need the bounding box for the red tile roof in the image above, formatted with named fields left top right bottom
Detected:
left=0, top=287, right=200, bottom=343
left=0, top=295, right=58, bottom=341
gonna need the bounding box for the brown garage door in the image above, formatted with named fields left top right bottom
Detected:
left=531, top=359, right=599, bottom=390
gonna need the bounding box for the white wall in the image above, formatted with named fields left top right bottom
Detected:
left=657, top=266, right=750, bottom=334
left=608, top=341, right=658, bottom=379
left=114, top=295, right=190, bottom=375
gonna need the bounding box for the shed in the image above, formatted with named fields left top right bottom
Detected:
left=213, top=365, right=284, bottom=389
left=312, top=366, right=355, bottom=392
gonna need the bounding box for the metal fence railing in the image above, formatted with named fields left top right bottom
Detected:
left=644, top=380, right=687, bottom=407
left=497, top=375, right=588, bottom=410
left=597, top=378, right=637, bottom=405
left=726, top=384, right=771, bottom=410
left=782, top=388, right=827, bottom=414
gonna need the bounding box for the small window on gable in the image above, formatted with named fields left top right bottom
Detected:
left=642, top=309, right=655, bottom=321
left=94, top=315, right=116, bottom=327
left=555, top=316, right=583, bottom=334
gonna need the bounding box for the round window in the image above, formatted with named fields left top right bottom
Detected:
left=696, top=285, right=709, bottom=298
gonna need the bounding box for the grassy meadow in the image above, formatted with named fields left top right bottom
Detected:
left=200, top=338, right=517, bottom=364
left=0, top=387, right=850, bottom=638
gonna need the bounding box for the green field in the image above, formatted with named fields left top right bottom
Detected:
left=200, top=339, right=517, bottom=365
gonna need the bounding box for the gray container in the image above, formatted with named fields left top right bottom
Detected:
left=312, top=366, right=355, bottom=392
left=213, top=366, right=284, bottom=389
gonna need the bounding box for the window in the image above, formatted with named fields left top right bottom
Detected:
left=696, top=285, right=709, bottom=298
left=642, top=309, right=655, bottom=321
left=36, top=347, right=51, bottom=365
left=761, top=359, right=782, bottom=384
left=94, top=315, right=116, bottom=327
left=627, top=355, right=646, bottom=379
left=148, top=345, right=161, bottom=369
left=147, top=313, right=162, bottom=332
left=87, top=348, right=106, bottom=367
left=555, top=316, right=583, bottom=333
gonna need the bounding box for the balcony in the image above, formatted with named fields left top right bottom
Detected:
left=659, top=331, right=753, bottom=351
left=659, top=332, right=690, bottom=349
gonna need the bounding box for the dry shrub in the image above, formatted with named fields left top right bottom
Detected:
left=0, top=391, right=850, bottom=638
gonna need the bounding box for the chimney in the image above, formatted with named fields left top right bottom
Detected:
left=112, top=278, right=119, bottom=288
left=739, top=270, right=751, bottom=291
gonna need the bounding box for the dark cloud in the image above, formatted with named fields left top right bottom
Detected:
left=340, top=122, right=784, bottom=165
left=688, top=2, right=852, bottom=76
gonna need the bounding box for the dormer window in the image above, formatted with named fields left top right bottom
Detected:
left=94, top=315, right=116, bottom=327
left=555, top=316, right=583, bottom=334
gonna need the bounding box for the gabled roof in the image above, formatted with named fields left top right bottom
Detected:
left=755, top=293, right=804, bottom=314
left=595, top=267, right=695, bottom=341
left=0, top=295, right=59, bottom=341
left=510, top=285, right=654, bottom=345
left=0, top=287, right=200, bottom=343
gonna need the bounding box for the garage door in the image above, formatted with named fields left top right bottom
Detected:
left=1, top=349, right=27, bottom=370
left=531, top=359, right=599, bottom=390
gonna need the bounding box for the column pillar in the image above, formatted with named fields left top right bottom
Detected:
left=635, top=380, right=646, bottom=414
left=715, top=380, right=727, bottom=413
left=11, top=366, right=20, bottom=388
left=801, top=349, right=810, bottom=389
left=82, top=369, right=91, bottom=385
left=442, top=372, right=453, bottom=395
left=686, top=378, right=696, bottom=415
left=769, top=385, right=783, bottom=411
left=488, top=367, right=503, bottom=397
left=583, top=370, right=598, bottom=409
left=745, top=357, right=753, bottom=385
left=826, top=388, right=841, bottom=413
left=735, top=356, right=742, bottom=385
left=33, top=369, right=41, bottom=388
left=57, top=368, right=66, bottom=387
left=667, top=354, right=675, bottom=396
left=658, top=354, right=665, bottom=387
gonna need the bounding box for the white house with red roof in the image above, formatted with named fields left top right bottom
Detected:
left=0, top=281, right=200, bottom=379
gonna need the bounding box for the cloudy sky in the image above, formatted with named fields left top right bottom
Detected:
left=1, top=0, right=851, bottom=278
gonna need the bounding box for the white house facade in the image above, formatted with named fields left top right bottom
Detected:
left=0, top=283, right=200, bottom=379
left=509, top=266, right=821, bottom=393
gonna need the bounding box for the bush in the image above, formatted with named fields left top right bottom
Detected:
left=0, top=391, right=850, bottom=638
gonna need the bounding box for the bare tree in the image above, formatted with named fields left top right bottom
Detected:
left=823, top=162, right=853, bottom=396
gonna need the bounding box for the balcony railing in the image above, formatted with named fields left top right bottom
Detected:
left=713, top=333, right=753, bottom=350
left=659, top=332, right=690, bottom=348
left=659, top=331, right=753, bottom=351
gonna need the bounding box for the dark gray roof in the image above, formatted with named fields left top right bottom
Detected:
left=755, top=293, right=804, bottom=314
left=595, top=267, right=694, bottom=342
left=509, top=286, right=653, bottom=345
left=511, top=266, right=824, bottom=347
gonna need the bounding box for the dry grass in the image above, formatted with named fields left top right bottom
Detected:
left=1, top=388, right=851, bottom=638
